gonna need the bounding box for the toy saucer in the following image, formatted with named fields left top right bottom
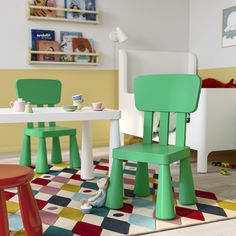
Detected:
left=92, top=107, right=104, bottom=111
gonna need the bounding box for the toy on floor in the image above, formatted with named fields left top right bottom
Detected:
left=212, top=161, right=236, bottom=169
left=220, top=169, right=230, bottom=175
left=81, top=177, right=108, bottom=213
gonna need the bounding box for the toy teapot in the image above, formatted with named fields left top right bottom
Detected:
left=10, top=98, right=26, bottom=112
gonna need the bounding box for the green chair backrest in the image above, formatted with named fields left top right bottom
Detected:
left=16, top=79, right=62, bottom=128
left=16, top=79, right=61, bottom=105
left=134, top=74, right=201, bottom=146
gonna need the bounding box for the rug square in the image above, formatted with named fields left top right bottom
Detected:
left=222, top=208, right=236, bottom=217
left=128, top=213, right=156, bottom=230
left=81, top=181, right=99, bottom=190
left=132, top=207, right=154, bottom=218
left=94, top=169, right=108, bottom=176
left=40, top=186, right=60, bottom=195
left=58, top=172, right=74, bottom=178
left=30, top=183, right=43, bottom=191
left=44, top=225, right=73, bottom=236
left=32, top=178, right=51, bottom=186
left=47, top=170, right=61, bottom=176
left=156, top=217, right=182, bottom=230
left=9, top=213, right=23, bottom=231
left=107, top=209, right=130, bottom=222
left=123, top=174, right=135, bottom=180
left=128, top=223, right=156, bottom=235
left=53, top=163, right=69, bottom=168
left=67, top=179, right=82, bottom=186
left=91, top=207, right=110, bottom=217
left=5, top=187, right=17, bottom=194
left=61, top=168, right=78, bottom=174
left=176, top=201, right=198, bottom=211
left=94, top=172, right=107, bottom=178
left=72, top=192, right=91, bottom=202
left=43, top=203, right=64, bottom=214
left=8, top=195, right=19, bottom=203
left=49, top=166, right=65, bottom=171
left=82, top=213, right=104, bottom=226
left=40, top=210, right=59, bottom=225
left=7, top=201, right=20, bottom=214
left=57, top=190, right=76, bottom=198
left=79, top=187, right=97, bottom=195
left=132, top=198, right=155, bottom=210
left=100, top=229, right=124, bottom=236
left=52, top=176, right=70, bottom=184
left=61, top=184, right=80, bottom=192
left=47, top=181, right=64, bottom=189
left=101, top=217, right=130, bottom=235
left=72, top=221, right=102, bottom=235
left=40, top=174, right=56, bottom=180
left=196, top=196, right=217, bottom=205
left=67, top=199, right=82, bottom=209
left=5, top=191, right=16, bottom=201
left=58, top=207, right=83, bottom=221
left=35, top=192, right=52, bottom=201
left=48, top=195, right=71, bottom=207
left=54, top=217, right=77, bottom=230
left=202, top=212, right=227, bottom=222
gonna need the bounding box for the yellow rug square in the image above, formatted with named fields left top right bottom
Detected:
left=7, top=201, right=20, bottom=213
left=61, top=184, right=80, bottom=192
left=58, top=207, right=83, bottom=221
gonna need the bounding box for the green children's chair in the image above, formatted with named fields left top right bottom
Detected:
left=105, top=74, right=201, bottom=220
left=16, top=79, right=81, bottom=174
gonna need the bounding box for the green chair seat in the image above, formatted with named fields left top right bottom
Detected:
left=24, top=126, right=76, bottom=138
left=16, top=79, right=81, bottom=174
left=105, top=74, right=202, bottom=220
left=113, top=143, right=190, bottom=164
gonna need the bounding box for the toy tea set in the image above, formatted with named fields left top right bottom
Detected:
left=63, top=94, right=104, bottom=112
left=10, top=98, right=33, bottom=113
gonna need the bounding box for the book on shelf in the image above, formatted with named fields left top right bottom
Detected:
left=59, top=31, right=83, bottom=62
left=36, top=40, right=60, bottom=62
left=64, top=0, right=86, bottom=20
left=31, top=29, right=55, bottom=60
left=31, top=0, right=57, bottom=17
left=85, top=0, right=96, bottom=21
left=72, top=37, right=96, bottom=63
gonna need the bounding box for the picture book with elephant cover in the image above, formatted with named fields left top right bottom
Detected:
left=72, top=37, right=95, bottom=63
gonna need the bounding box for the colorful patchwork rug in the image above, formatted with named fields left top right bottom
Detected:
left=6, top=159, right=236, bottom=236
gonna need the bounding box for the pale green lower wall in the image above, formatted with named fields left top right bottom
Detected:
left=0, top=69, right=118, bottom=153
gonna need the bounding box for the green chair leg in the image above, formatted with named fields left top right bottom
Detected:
left=105, top=159, right=123, bottom=209
left=134, top=162, right=150, bottom=197
left=69, top=135, right=81, bottom=168
left=156, top=164, right=175, bottom=220
left=179, top=158, right=196, bottom=205
left=51, top=137, right=62, bottom=164
left=36, top=138, right=49, bottom=173
left=20, top=135, right=31, bottom=167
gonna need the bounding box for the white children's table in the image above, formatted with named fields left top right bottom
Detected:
left=0, top=107, right=121, bottom=180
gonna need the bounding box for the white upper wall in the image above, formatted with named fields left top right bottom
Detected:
left=0, top=0, right=189, bottom=69
left=189, top=0, right=236, bottom=69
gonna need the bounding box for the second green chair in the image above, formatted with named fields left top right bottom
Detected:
left=16, top=79, right=81, bottom=173
left=105, top=74, right=201, bottom=220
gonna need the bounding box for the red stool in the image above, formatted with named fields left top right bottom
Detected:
left=0, top=165, right=42, bottom=236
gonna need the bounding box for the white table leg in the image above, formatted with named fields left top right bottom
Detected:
left=81, top=120, right=94, bottom=180
left=197, top=148, right=210, bottom=173
left=109, top=119, right=121, bottom=176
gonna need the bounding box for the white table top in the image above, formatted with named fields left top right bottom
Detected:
left=0, top=107, right=121, bottom=123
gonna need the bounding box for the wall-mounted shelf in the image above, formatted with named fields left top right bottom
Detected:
left=28, top=3, right=99, bottom=24
left=29, top=50, right=100, bottom=66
